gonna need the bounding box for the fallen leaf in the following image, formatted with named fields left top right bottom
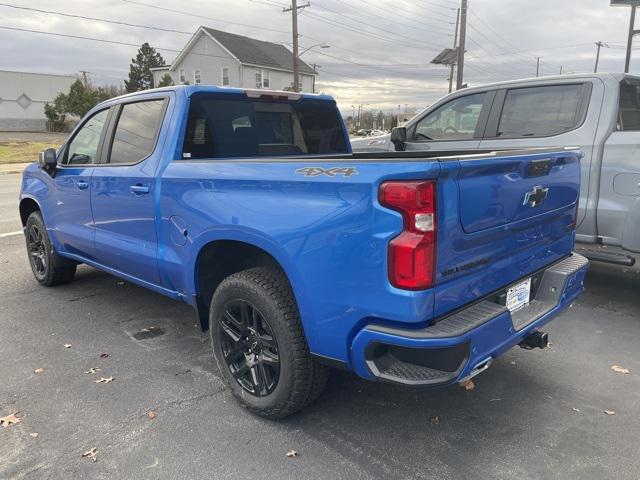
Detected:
left=34, top=368, right=44, bottom=374
left=146, top=411, right=156, bottom=420
left=611, top=365, right=630, bottom=374
left=82, top=447, right=98, bottom=462
left=64, top=344, right=72, bottom=349
left=0, top=412, right=21, bottom=427
left=99, top=353, right=109, bottom=359
left=286, top=449, right=298, bottom=458
left=30, top=432, right=38, bottom=438
left=84, top=367, right=101, bottom=375
left=430, top=416, right=440, bottom=425
left=572, top=407, right=580, bottom=413
left=604, top=410, right=616, bottom=416
left=510, top=361, right=517, bottom=366
left=461, top=380, right=475, bottom=391
left=94, top=376, right=114, bottom=384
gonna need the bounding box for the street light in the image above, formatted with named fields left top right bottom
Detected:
left=298, top=44, right=329, bottom=93
left=298, top=43, right=330, bottom=56
left=611, top=0, right=640, bottom=72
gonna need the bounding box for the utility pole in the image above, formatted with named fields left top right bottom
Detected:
left=559, top=65, right=563, bottom=75
left=449, top=7, right=460, bottom=93
left=311, top=63, right=320, bottom=93
left=594, top=41, right=604, bottom=73
left=536, top=57, right=541, bottom=77
left=625, top=5, right=638, bottom=73
left=79, top=70, right=91, bottom=88
left=456, top=0, right=467, bottom=90
left=283, top=1, right=310, bottom=92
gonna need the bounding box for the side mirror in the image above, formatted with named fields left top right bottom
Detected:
left=38, top=148, right=57, bottom=176
left=390, top=127, right=407, bottom=151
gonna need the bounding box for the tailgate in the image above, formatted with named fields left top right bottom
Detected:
left=434, top=149, right=580, bottom=318
left=457, top=151, right=580, bottom=233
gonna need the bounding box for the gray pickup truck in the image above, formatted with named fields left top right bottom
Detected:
left=352, top=73, right=640, bottom=267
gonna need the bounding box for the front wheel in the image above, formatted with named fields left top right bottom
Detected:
left=209, top=266, right=328, bottom=419
left=25, top=211, right=76, bottom=286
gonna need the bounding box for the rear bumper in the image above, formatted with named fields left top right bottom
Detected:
left=350, top=253, right=589, bottom=386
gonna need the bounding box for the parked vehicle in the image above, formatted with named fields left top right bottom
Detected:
left=20, top=85, right=587, bottom=418
left=351, top=73, right=640, bottom=267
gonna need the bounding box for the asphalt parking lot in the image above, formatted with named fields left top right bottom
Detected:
left=1, top=174, right=639, bottom=480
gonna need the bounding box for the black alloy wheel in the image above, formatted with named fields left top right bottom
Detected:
left=27, top=223, right=47, bottom=278
left=218, top=299, right=280, bottom=397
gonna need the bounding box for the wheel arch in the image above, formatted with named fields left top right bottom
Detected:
left=19, top=196, right=42, bottom=227
left=192, top=236, right=310, bottom=333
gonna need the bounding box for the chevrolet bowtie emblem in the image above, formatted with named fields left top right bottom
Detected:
left=523, top=186, right=549, bottom=207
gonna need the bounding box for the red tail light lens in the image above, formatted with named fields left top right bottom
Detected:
left=379, top=181, right=436, bottom=290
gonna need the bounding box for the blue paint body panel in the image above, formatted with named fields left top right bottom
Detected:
left=19, top=85, right=587, bottom=384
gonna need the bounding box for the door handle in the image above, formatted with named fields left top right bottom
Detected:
left=130, top=184, right=150, bottom=195
left=77, top=181, right=89, bottom=190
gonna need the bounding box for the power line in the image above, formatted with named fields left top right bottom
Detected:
left=300, top=9, right=449, bottom=51
left=121, top=0, right=291, bottom=35
left=0, top=3, right=193, bottom=36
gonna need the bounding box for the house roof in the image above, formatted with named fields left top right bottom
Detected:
left=200, top=27, right=316, bottom=75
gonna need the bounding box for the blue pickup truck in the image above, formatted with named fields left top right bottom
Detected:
left=20, top=85, right=588, bottom=418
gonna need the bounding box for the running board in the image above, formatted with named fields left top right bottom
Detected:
left=577, top=248, right=635, bottom=266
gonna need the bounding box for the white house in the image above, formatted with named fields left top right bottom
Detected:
left=151, top=27, right=317, bottom=92
left=0, top=70, right=76, bottom=131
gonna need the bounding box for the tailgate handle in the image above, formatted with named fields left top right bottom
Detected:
left=526, top=159, right=552, bottom=178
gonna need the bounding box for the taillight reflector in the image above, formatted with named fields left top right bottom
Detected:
left=379, top=181, right=436, bottom=290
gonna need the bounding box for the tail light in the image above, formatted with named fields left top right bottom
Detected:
left=379, top=180, right=436, bottom=290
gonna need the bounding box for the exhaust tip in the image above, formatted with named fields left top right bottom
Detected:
left=519, top=331, right=549, bottom=350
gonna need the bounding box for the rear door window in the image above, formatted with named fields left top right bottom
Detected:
left=109, top=99, right=166, bottom=164
left=496, top=84, right=587, bottom=138
left=618, top=78, right=640, bottom=130
left=182, top=94, right=348, bottom=159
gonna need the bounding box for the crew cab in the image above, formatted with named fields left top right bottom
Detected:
left=352, top=73, right=640, bottom=268
left=20, top=85, right=588, bottom=418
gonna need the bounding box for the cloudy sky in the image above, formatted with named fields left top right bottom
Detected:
left=0, top=0, right=637, bottom=112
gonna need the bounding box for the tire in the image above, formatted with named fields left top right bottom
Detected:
left=25, top=211, right=76, bottom=286
left=209, top=266, right=329, bottom=419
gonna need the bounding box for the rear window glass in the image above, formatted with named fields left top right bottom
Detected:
left=618, top=78, right=640, bottom=131
left=182, top=94, right=348, bottom=159
left=497, top=84, right=585, bottom=138
left=110, top=99, right=165, bottom=164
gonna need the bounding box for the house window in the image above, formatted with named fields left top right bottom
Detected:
left=179, top=69, right=186, bottom=84
left=194, top=69, right=201, bottom=85
left=221, top=67, right=229, bottom=86
left=262, top=70, right=270, bottom=88
left=255, top=71, right=262, bottom=88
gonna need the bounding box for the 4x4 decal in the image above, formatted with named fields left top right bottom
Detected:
left=295, top=167, right=358, bottom=177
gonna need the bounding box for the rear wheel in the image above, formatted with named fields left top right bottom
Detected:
left=209, top=266, right=328, bottom=418
left=25, top=211, right=76, bottom=286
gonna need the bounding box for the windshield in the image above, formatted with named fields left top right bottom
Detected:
left=182, top=93, right=348, bottom=159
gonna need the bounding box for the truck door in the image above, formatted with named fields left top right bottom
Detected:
left=90, top=97, right=168, bottom=285
left=49, top=108, right=110, bottom=259
left=478, top=80, right=602, bottom=235
left=401, top=91, right=492, bottom=153
left=598, top=77, right=640, bottom=251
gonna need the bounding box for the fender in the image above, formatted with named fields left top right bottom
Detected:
left=185, top=225, right=316, bottom=339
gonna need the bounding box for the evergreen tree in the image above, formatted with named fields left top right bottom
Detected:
left=125, top=43, right=165, bottom=92
left=157, top=73, right=174, bottom=87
